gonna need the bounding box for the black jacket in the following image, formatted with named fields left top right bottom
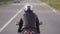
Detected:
left=18, top=10, right=40, bottom=33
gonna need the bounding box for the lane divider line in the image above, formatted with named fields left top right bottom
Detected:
left=0, top=6, right=25, bottom=32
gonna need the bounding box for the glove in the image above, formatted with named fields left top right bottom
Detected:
left=37, top=32, right=40, bottom=34
left=18, top=30, right=22, bottom=33
left=18, top=28, right=22, bottom=33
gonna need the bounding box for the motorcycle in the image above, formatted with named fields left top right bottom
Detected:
left=15, top=22, right=43, bottom=34
left=20, top=27, right=38, bottom=34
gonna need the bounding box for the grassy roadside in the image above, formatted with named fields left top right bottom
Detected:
left=0, top=0, right=13, bottom=5
left=40, top=0, right=60, bottom=11
left=48, top=2, right=60, bottom=10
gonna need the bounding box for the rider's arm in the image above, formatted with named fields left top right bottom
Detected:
left=36, top=17, right=40, bottom=33
left=19, top=18, right=23, bottom=30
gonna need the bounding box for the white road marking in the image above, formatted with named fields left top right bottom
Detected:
left=53, top=9, right=57, bottom=13
left=0, top=5, right=25, bottom=32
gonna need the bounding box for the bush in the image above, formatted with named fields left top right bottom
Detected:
left=0, top=0, right=14, bottom=5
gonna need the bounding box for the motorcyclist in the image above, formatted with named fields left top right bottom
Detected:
left=18, top=4, right=40, bottom=34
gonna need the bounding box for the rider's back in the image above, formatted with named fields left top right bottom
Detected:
left=22, top=11, right=37, bottom=29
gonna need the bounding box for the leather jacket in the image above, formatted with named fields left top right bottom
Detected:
left=18, top=10, right=40, bottom=33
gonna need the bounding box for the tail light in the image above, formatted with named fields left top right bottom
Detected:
left=29, top=32, right=33, bottom=34
left=24, top=31, right=34, bottom=34
left=24, top=31, right=29, bottom=34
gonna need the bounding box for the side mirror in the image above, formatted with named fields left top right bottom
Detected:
left=15, top=22, right=19, bottom=25
left=39, top=22, right=43, bottom=25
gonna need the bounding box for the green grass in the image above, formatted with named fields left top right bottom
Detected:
left=0, top=1, right=13, bottom=5
left=48, top=2, right=60, bottom=10
left=40, top=0, right=60, bottom=10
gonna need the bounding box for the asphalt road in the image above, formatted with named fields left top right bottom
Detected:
left=0, top=0, right=60, bottom=34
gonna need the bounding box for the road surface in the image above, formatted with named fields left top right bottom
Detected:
left=0, top=0, right=60, bottom=34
